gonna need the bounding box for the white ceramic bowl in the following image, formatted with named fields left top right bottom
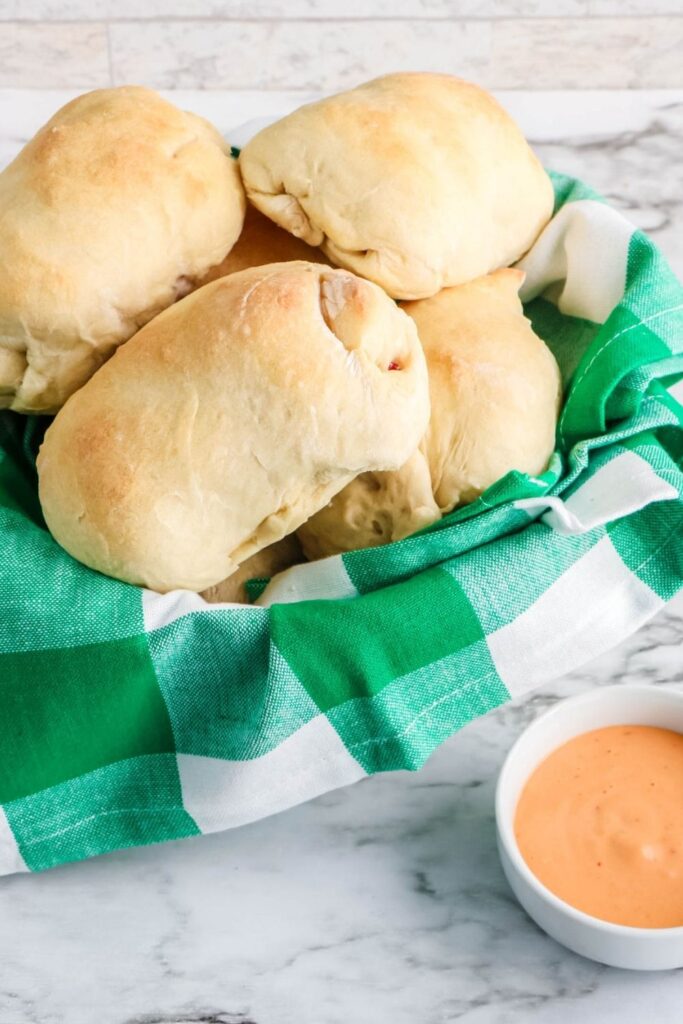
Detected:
left=496, top=684, right=683, bottom=970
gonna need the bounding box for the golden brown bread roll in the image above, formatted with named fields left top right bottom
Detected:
left=0, top=86, right=245, bottom=413
left=37, top=262, right=429, bottom=592
left=201, top=535, right=303, bottom=604
left=409, top=270, right=560, bottom=510
left=240, top=73, right=553, bottom=300
left=196, top=204, right=331, bottom=286
left=298, top=269, right=561, bottom=558
left=297, top=450, right=440, bottom=562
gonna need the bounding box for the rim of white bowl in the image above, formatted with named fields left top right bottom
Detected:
left=495, top=683, right=683, bottom=939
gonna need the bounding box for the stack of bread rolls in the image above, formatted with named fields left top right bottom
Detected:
left=0, top=73, right=561, bottom=599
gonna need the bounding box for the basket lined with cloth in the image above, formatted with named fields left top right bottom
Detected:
left=0, top=164, right=681, bottom=875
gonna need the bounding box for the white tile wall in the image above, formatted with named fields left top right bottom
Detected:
left=4, top=1, right=683, bottom=17
left=108, top=19, right=492, bottom=91
left=0, top=22, right=108, bottom=88
left=0, top=1, right=680, bottom=90
left=490, top=17, right=683, bottom=89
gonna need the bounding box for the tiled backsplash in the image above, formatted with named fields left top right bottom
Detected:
left=0, top=1, right=680, bottom=90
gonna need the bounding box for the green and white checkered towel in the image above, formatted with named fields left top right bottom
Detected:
left=0, top=169, right=681, bottom=875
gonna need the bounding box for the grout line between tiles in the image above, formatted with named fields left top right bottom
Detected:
left=0, top=14, right=680, bottom=23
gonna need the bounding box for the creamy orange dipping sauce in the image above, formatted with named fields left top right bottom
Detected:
left=515, top=725, right=683, bottom=928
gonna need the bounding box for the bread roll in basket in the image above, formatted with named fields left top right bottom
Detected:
left=37, top=263, right=429, bottom=592
left=0, top=87, right=245, bottom=413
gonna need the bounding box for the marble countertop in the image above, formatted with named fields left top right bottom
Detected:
left=0, top=88, right=682, bottom=1024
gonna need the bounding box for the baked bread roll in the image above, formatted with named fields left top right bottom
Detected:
left=299, top=269, right=561, bottom=558
left=196, top=204, right=330, bottom=286
left=37, top=262, right=429, bottom=592
left=298, top=450, right=440, bottom=562
left=240, top=73, right=553, bottom=300
left=0, top=86, right=245, bottom=413
left=409, top=270, right=561, bottom=510
left=201, top=535, right=303, bottom=605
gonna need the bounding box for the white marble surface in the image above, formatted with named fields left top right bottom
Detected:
left=0, top=89, right=681, bottom=1024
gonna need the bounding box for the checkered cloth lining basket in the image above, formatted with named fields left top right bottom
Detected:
left=0, top=169, right=681, bottom=874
